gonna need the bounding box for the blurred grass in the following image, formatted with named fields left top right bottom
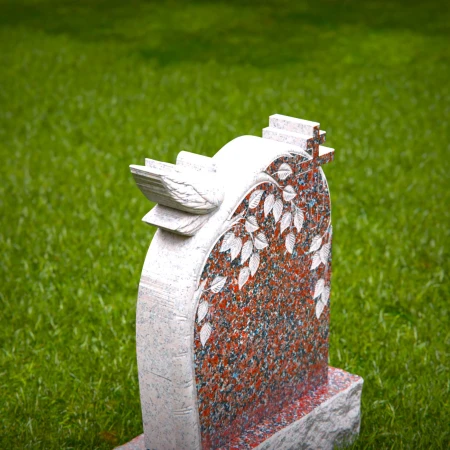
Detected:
left=0, top=0, right=449, bottom=448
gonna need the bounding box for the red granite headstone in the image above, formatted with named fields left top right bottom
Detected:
left=118, top=115, right=363, bottom=450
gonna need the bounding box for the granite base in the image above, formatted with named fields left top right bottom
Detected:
left=116, top=367, right=363, bottom=450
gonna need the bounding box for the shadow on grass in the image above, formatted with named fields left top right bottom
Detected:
left=0, top=0, right=448, bottom=67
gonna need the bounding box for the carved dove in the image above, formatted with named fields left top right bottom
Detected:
left=130, top=162, right=224, bottom=215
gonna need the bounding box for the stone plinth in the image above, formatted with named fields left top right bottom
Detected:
left=117, top=367, right=363, bottom=450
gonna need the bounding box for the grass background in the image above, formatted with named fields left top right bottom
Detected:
left=0, top=0, right=449, bottom=448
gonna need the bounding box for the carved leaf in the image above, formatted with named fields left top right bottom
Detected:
left=241, top=240, right=253, bottom=265
left=210, top=276, right=227, bottom=293
left=293, top=208, right=304, bottom=232
left=276, top=163, right=293, bottom=181
left=309, top=235, right=323, bottom=253
left=316, top=300, right=325, bottom=319
left=197, top=301, right=209, bottom=323
left=193, top=279, right=207, bottom=304
left=161, top=172, right=223, bottom=212
left=245, top=216, right=259, bottom=233
left=280, top=212, right=292, bottom=235
left=230, top=237, right=243, bottom=260
left=264, top=194, right=275, bottom=217
left=283, top=185, right=297, bottom=202
left=285, top=232, right=295, bottom=254
left=314, top=279, right=325, bottom=299
left=249, top=190, right=264, bottom=209
left=320, top=243, right=331, bottom=264
left=322, top=286, right=330, bottom=305
left=238, top=267, right=251, bottom=290
left=200, top=322, right=212, bottom=346
left=311, top=252, right=322, bottom=270
left=220, top=231, right=235, bottom=252
left=249, top=252, right=260, bottom=276
left=272, top=199, right=283, bottom=223
left=254, top=232, right=269, bottom=250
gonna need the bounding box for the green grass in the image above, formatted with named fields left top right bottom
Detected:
left=0, top=0, right=449, bottom=448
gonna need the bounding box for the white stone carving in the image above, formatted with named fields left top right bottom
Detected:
left=130, top=163, right=224, bottom=214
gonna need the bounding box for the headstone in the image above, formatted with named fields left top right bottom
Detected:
left=118, top=114, right=363, bottom=450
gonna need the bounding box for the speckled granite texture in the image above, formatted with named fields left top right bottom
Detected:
left=226, top=367, right=363, bottom=450
left=194, top=156, right=333, bottom=449
left=117, top=367, right=363, bottom=450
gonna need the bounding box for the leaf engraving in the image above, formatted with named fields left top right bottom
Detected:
left=248, top=190, right=264, bottom=209
left=320, top=243, right=331, bottom=264
left=230, top=237, right=243, bottom=260
left=254, top=232, right=269, bottom=250
left=283, top=185, right=297, bottom=202
left=249, top=253, right=260, bottom=276
left=314, top=279, right=325, bottom=299
left=309, top=235, right=323, bottom=253
left=285, top=232, right=295, bottom=254
left=200, top=322, right=212, bottom=346
left=276, top=163, right=293, bottom=180
left=311, top=252, right=322, bottom=270
left=241, top=240, right=253, bottom=265
left=220, top=231, right=235, bottom=252
left=245, top=216, right=259, bottom=233
left=193, top=279, right=207, bottom=304
left=280, top=212, right=292, bottom=235
left=264, top=194, right=275, bottom=217
left=238, top=267, right=251, bottom=290
left=293, top=208, right=304, bottom=232
left=272, top=199, right=283, bottom=223
left=210, top=276, right=227, bottom=293
left=197, top=301, right=209, bottom=323
left=316, top=300, right=325, bottom=319
left=322, top=286, right=330, bottom=305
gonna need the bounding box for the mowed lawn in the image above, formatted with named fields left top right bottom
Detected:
left=0, top=0, right=449, bottom=448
